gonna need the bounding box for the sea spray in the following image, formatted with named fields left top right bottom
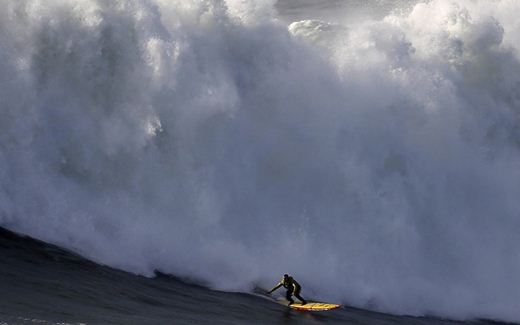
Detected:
left=1, top=0, right=520, bottom=321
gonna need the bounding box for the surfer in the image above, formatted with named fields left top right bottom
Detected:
left=267, top=274, right=307, bottom=305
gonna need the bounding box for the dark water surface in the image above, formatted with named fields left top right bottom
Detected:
left=0, top=228, right=507, bottom=325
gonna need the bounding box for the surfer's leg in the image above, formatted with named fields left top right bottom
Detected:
left=294, top=287, right=306, bottom=305
left=286, top=289, right=294, bottom=305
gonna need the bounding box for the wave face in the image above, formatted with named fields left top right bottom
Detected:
left=0, top=227, right=485, bottom=325
left=1, top=0, right=520, bottom=322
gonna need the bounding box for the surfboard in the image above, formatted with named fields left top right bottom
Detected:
left=277, top=299, right=341, bottom=311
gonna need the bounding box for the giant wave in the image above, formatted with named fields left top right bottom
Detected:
left=1, top=0, right=520, bottom=322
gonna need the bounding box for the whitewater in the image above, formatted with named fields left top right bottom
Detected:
left=1, top=0, right=520, bottom=322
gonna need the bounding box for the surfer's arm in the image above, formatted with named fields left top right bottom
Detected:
left=268, top=282, right=283, bottom=294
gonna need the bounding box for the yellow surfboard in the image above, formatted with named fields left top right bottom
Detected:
left=277, top=299, right=341, bottom=311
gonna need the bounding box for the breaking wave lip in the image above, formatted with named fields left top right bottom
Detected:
left=1, top=0, right=520, bottom=322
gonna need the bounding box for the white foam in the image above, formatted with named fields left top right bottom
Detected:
left=1, top=0, right=520, bottom=322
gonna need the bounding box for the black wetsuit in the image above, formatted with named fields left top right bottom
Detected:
left=269, top=276, right=306, bottom=305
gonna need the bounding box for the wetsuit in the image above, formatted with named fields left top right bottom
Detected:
left=268, top=276, right=307, bottom=305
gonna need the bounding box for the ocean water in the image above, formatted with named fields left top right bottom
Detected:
left=1, top=0, right=520, bottom=323
left=0, top=227, right=499, bottom=324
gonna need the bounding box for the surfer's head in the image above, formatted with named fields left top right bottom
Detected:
left=284, top=274, right=289, bottom=279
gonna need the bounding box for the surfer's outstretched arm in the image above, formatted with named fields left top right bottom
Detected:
left=268, top=282, right=283, bottom=294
